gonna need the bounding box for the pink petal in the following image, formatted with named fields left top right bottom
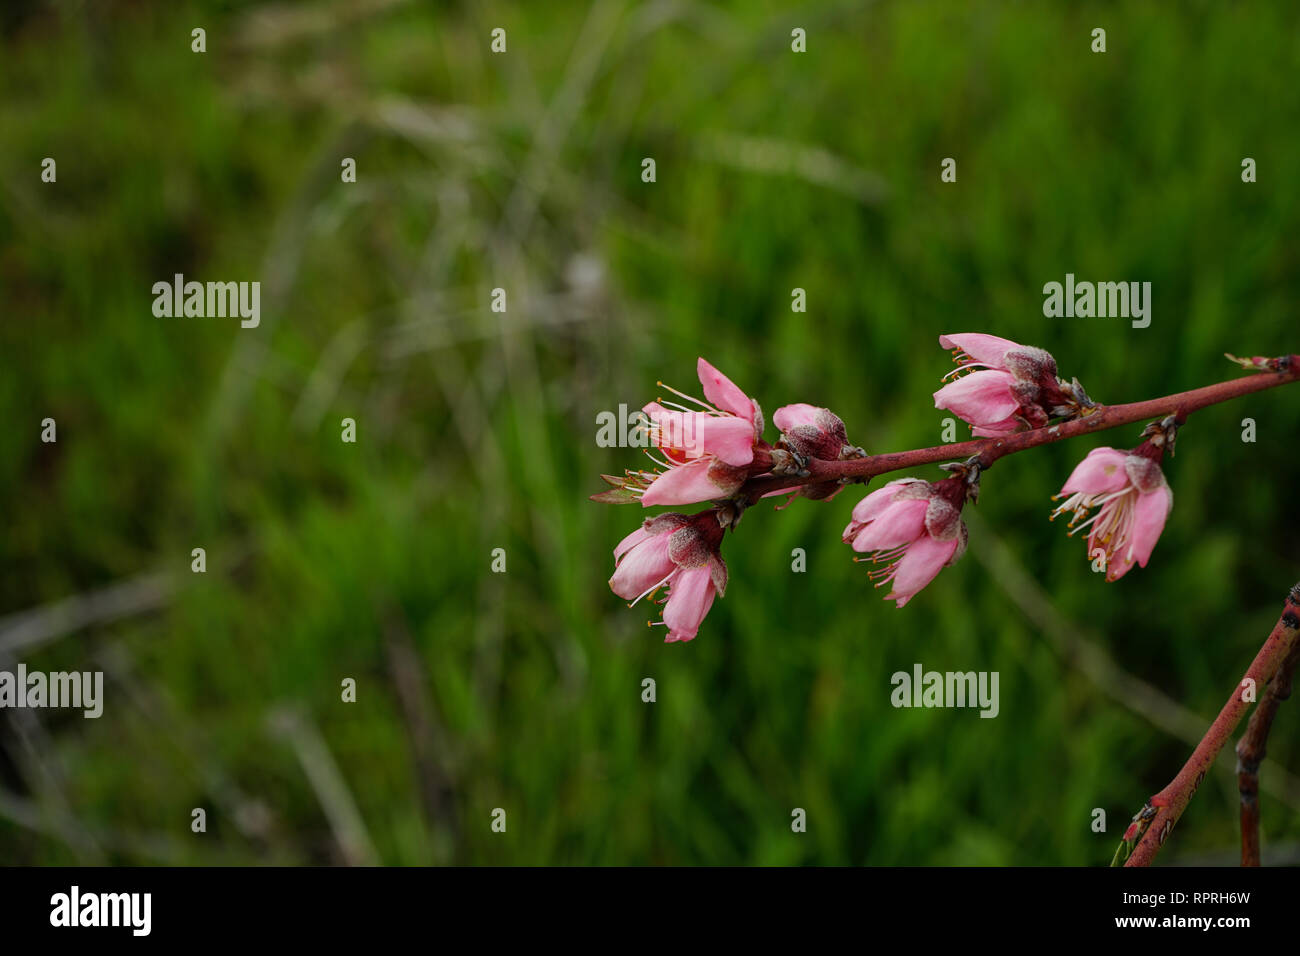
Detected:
left=1100, top=542, right=1137, bottom=583
left=695, top=415, right=757, bottom=466
left=850, top=479, right=924, bottom=524
left=850, top=498, right=928, bottom=552
left=773, top=403, right=821, bottom=433
left=763, top=486, right=800, bottom=499
left=1129, top=484, right=1172, bottom=568
left=662, top=566, right=717, bottom=642
left=696, top=357, right=755, bottom=421
left=932, top=369, right=1020, bottom=424
left=608, top=535, right=675, bottom=600
left=971, top=416, right=1023, bottom=437
left=640, top=458, right=724, bottom=507
left=938, top=333, right=1022, bottom=369
left=644, top=403, right=754, bottom=466
left=642, top=405, right=705, bottom=458
left=1059, top=447, right=1129, bottom=496
left=614, top=526, right=652, bottom=561
left=886, top=534, right=959, bottom=608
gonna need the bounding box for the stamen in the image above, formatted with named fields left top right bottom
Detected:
left=940, top=350, right=993, bottom=382
left=629, top=571, right=676, bottom=608
left=657, top=399, right=711, bottom=416
left=656, top=380, right=717, bottom=412
left=1069, top=512, right=1101, bottom=534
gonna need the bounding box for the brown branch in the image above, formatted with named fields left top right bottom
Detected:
left=1235, top=635, right=1300, bottom=866
left=1124, top=583, right=1300, bottom=867
left=743, top=356, right=1300, bottom=500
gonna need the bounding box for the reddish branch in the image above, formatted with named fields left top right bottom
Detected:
left=743, top=356, right=1300, bottom=501
left=1235, top=634, right=1300, bottom=866
left=1123, top=584, right=1300, bottom=867
left=738, top=356, right=1300, bottom=867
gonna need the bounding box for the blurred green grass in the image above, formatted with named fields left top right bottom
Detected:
left=2, top=0, right=1300, bottom=865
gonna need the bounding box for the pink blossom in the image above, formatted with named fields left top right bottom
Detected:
left=773, top=403, right=824, bottom=433
left=1050, top=446, right=1173, bottom=582
left=843, top=478, right=969, bottom=608
left=641, top=404, right=756, bottom=466
left=638, top=358, right=764, bottom=507
left=933, top=333, right=1060, bottom=436
left=933, top=369, right=1023, bottom=434
left=773, top=403, right=862, bottom=461
left=938, top=333, right=1024, bottom=370
left=766, top=402, right=865, bottom=503
left=609, top=512, right=728, bottom=642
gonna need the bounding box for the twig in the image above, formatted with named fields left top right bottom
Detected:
left=966, top=511, right=1300, bottom=810
left=742, top=357, right=1300, bottom=500
left=1235, top=636, right=1300, bottom=865
left=1124, top=583, right=1300, bottom=867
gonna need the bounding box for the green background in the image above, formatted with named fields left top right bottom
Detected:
left=2, top=0, right=1298, bottom=865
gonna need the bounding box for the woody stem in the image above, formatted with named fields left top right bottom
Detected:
left=1124, top=584, right=1300, bottom=867
left=1234, top=632, right=1300, bottom=866
left=742, top=358, right=1300, bottom=501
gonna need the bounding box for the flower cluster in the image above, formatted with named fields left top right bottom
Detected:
left=594, top=336, right=1181, bottom=644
